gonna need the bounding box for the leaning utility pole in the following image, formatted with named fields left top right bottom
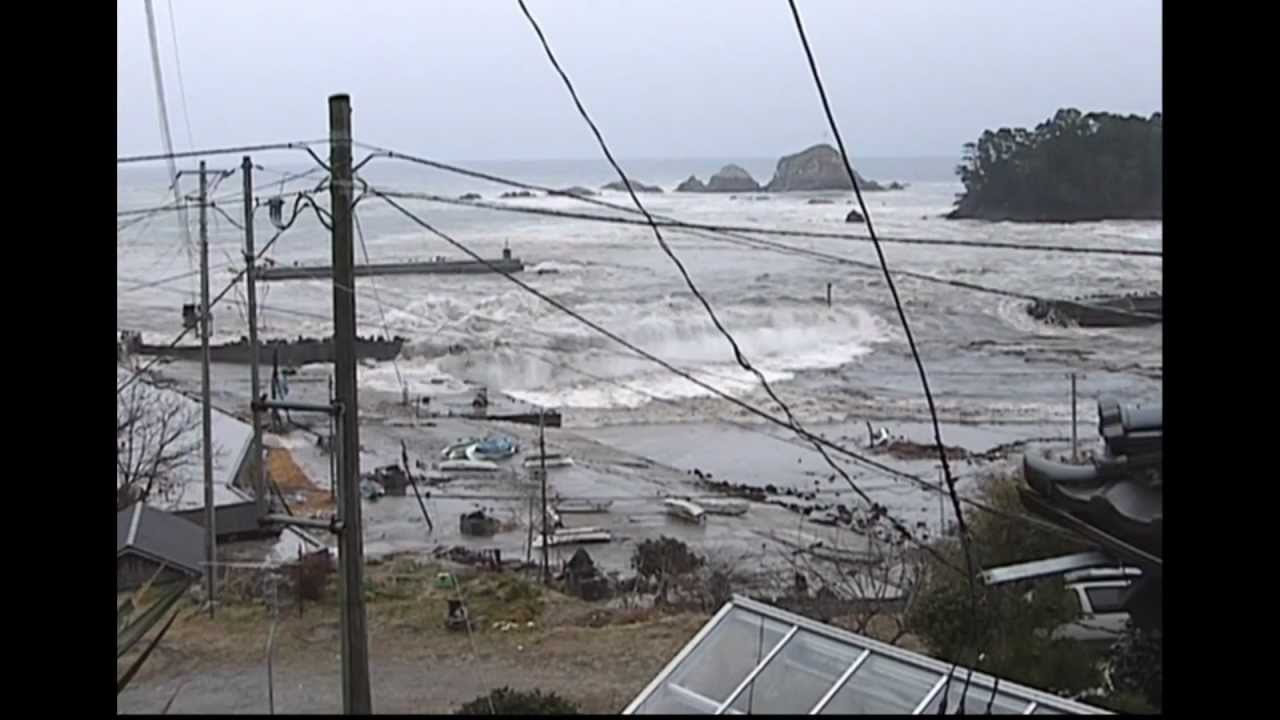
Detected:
left=329, top=93, right=373, bottom=714
left=1069, top=372, right=1079, bottom=463
left=539, top=410, right=549, bottom=585
left=242, top=157, right=267, bottom=522
left=198, top=160, right=217, bottom=618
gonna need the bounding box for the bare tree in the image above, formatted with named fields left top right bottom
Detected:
left=776, top=528, right=927, bottom=647
left=116, top=382, right=200, bottom=510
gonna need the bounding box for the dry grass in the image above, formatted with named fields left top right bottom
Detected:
left=265, top=447, right=334, bottom=515
left=128, top=559, right=711, bottom=712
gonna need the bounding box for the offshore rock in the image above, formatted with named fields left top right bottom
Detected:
left=601, top=180, right=664, bottom=193
left=678, top=165, right=762, bottom=193
left=765, top=144, right=885, bottom=192
left=675, top=175, right=707, bottom=192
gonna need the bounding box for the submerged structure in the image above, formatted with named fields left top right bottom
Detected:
left=624, top=595, right=1106, bottom=714
left=1026, top=293, right=1162, bottom=328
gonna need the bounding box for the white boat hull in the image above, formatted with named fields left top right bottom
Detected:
left=554, top=500, right=614, bottom=514
left=439, top=459, right=499, bottom=472
left=532, top=529, right=613, bottom=548
left=523, top=455, right=574, bottom=468
left=701, top=500, right=749, bottom=516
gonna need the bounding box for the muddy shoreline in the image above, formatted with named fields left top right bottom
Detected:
left=136, top=358, right=1088, bottom=581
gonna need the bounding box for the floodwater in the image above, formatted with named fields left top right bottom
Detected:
left=119, top=155, right=1161, bottom=565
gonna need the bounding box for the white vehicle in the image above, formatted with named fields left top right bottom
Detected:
left=1053, top=567, right=1141, bottom=644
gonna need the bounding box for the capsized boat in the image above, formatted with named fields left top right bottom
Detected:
left=663, top=498, right=706, bottom=525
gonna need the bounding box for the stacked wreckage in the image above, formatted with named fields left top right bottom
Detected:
left=983, top=397, right=1162, bottom=632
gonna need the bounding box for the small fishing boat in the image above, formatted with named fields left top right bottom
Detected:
left=532, top=527, right=613, bottom=548
left=699, top=498, right=749, bottom=516
left=441, top=438, right=481, bottom=460
left=663, top=498, right=706, bottom=525
left=439, top=458, right=499, bottom=473
left=466, top=435, right=518, bottom=461
left=522, top=452, right=574, bottom=469
left=554, top=498, right=614, bottom=514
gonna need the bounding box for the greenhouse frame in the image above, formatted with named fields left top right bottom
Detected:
left=623, top=596, right=1108, bottom=715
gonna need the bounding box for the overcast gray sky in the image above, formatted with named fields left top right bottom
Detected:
left=117, top=0, right=1162, bottom=161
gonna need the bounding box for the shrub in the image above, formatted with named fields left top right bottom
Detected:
left=295, top=550, right=334, bottom=602
left=631, top=536, right=703, bottom=605
left=906, top=471, right=1105, bottom=696
left=455, top=687, right=579, bottom=715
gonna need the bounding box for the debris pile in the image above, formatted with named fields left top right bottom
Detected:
left=459, top=510, right=501, bottom=537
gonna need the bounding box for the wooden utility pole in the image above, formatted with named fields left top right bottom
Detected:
left=242, top=156, right=267, bottom=522
left=328, top=93, right=373, bottom=715
left=539, top=410, right=549, bottom=585
left=198, top=161, right=217, bottom=618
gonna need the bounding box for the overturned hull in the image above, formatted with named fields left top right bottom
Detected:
left=126, top=334, right=405, bottom=366
left=1027, top=294, right=1162, bottom=328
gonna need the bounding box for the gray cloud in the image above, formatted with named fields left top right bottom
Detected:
left=117, top=0, right=1162, bottom=161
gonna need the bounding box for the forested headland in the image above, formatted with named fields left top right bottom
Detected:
left=948, top=109, right=1162, bottom=222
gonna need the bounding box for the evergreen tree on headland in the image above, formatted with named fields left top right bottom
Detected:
left=949, top=108, right=1162, bottom=222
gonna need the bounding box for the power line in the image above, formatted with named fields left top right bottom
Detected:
left=116, top=141, right=324, bottom=165
left=123, top=289, right=1082, bottom=550
left=516, top=0, right=945, bottom=560
left=164, top=0, right=196, bottom=153
left=119, top=242, right=1084, bottom=551
left=118, top=269, right=203, bottom=294
left=347, top=158, right=1158, bottom=259
left=368, top=186, right=1162, bottom=322
left=353, top=206, right=405, bottom=390
left=208, top=202, right=245, bottom=231
left=369, top=189, right=962, bottom=574
left=515, top=339, right=1086, bottom=546
left=786, top=0, right=981, bottom=697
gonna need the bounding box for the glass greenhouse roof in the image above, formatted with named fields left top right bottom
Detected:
left=623, top=596, right=1108, bottom=715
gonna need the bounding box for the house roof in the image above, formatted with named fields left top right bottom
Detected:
left=117, top=502, right=205, bottom=577
left=624, top=596, right=1107, bottom=715
left=174, top=500, right=282, bottom=541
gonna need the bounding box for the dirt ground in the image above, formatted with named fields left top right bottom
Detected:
left=118, top=558, right=709, bottom=714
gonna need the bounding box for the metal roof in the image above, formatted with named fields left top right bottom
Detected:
left=623, top=595, right=1108, bottom=715
left=116, top=502, right=205, bottom=577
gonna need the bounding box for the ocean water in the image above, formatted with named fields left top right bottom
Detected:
left=117, top=156, right=1162, bottom=431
